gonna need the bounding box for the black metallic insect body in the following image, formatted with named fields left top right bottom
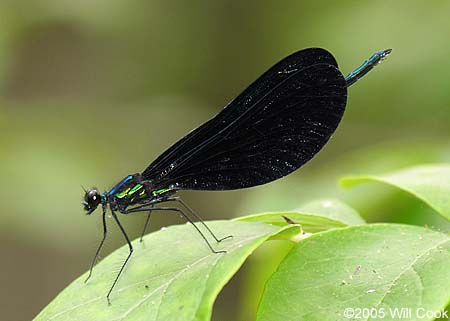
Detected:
left=83, top=47, right=391, bottom=303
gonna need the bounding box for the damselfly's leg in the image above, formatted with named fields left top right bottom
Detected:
left=85, top=206, right=108, bottom=283
left=125, top=206, right=226, bottom=254
left=140, top=204, right=153, bottom=242
left=164, top=197, right=232, bottom=243
left=107, top=209, right=133, bottom=305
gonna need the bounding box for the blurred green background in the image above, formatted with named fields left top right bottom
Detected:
left=1, top=1, right=450, bottom=320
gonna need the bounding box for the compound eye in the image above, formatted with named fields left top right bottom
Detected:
left=84, top=188, right=101, bottom=213
left=89, top=190, right=101, bottom=205
left=89, top=191, right=97, bottom=201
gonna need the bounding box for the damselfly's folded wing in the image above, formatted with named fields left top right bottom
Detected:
left=142, top=48, right=347, bottom=191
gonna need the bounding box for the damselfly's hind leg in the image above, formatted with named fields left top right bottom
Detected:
left=140, top=205, right=153, bottom=242
left=126, top=205, right=228, bottom=254
left=165, top=197, right=233, bottom=243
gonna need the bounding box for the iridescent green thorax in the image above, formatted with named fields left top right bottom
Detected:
left=152, top=188, right=171, bottom=196
left=114, top=184, right=172, bottom=200
left=115, top=183, right=144, bottom=199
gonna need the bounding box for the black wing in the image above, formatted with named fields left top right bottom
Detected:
left=142, top=48, right=347, bottom=191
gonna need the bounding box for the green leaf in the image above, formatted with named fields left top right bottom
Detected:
left=257, top=224, right=450, bottom=321
left=235, top=199, right=365, bottom=232
left=341, top=164, right=450, bottom=221
left=34, top=220, right=298, bottom=321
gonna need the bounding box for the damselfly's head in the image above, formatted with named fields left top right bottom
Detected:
left=83, top=187, right=101, bottom=214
